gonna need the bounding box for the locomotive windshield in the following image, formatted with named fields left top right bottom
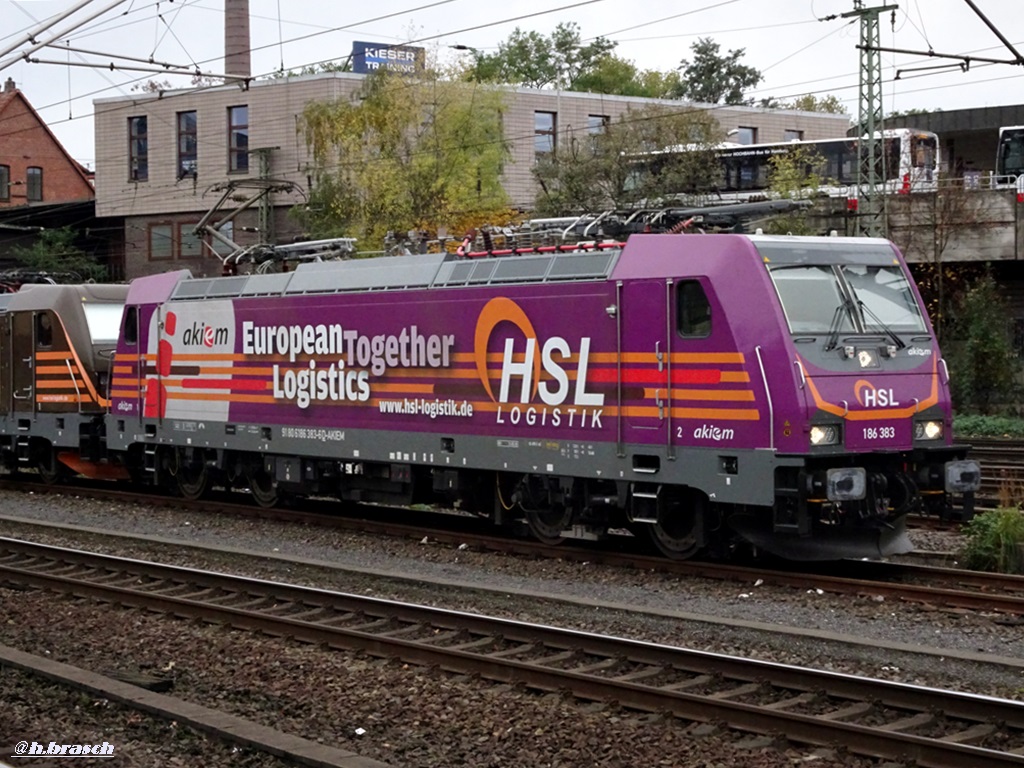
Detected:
left=768, top=263, right=926, bottom=336
left=83, top=303, right=126, bottom=342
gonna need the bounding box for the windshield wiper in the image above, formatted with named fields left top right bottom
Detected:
left=857, top=300, right=905, bottom=350
left=824, top=297, right=856, bottom=352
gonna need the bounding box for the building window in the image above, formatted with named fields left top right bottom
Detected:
left=534, top=111, right=556, bottom=161
left=149, top=223, right=174, bottom=260
left=587, top=114, right=609, bottom=153
left=207, top=220, right=235, bottom=257
left=177, top=111, right=198, bottom=179
left=179, top=223, right=203, bottom=258
left=129, top=116, right=148, bottom=181
left=228, top=106, right=248, bottom=173
left=784, top=129, right=804, bottom=142
left=26, top=167, right=42, bottom=202
left=148, top=222, right=209, bottom=261
left=736, top=126, right=757, bottom=145
left=0, top=165, right=8, bottom=201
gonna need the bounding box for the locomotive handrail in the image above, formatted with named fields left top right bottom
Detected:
left=755, top=346, right=774, bottom=451
left=793, top=359, right=806, bottom=389
left=615, top=281, right=624, bottom=458
left=65, top=358, right=83, bottom=414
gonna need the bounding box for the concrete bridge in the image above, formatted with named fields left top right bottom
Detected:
left=812, top=185, right=1024, bottom=265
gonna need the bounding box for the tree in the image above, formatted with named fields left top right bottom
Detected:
left=267, top=61, right=351, bottom=80
left=468, top=22, right=615, bottom=89
left=9, top=227, right=105, bottom=282
left=571, top=56, right=683, bottom=98
left=890, top=180, right=986, bottom=339
left=532, top=105, right=723, bottom=216
left=761, top=94, right=847, bottom=114
left=295, top=66, right=512, bottom=249
left=672, top=38, right=762, bottom=105
left=759, top=145, right=831, bottom=235
left=944, top=272, right=1020, bottom=414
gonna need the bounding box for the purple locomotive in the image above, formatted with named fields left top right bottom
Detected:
left=0, top=233, right=980, bottom=560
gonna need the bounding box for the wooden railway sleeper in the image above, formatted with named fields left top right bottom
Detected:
left=572, top=657, right=624, bottom=675
left=44, top=563, right=99, bottom=578
left=938, top=722, right=997, bottom=744
left=763, top=692, right=820, bottom=711
left=487, top=642, right=536, bottom=659
left=378, top=623, right=426, bottom=639
left=613, top=665, right=665, bottom=683
left=821, top=701, right=875, bottom=721
left=284, top=606, right=332, bottom=623
left=876, top=711, right=937, bottom=732
left=342, top=617, right=394, bottom=632
left=532, top=649, right=579, bottom=667
left=659, top=673, right=715, bottom=691
left=708, top=681, right=765, bottom=700
left=446, top=636, right=499, bottom=652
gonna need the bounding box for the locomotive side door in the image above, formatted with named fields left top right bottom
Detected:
left=620, top=279, right=673, bottom=452
left=0, top=314, right=10, bottom=415
left=11, top=311, right=34, bottom=413
left=120, top=305, right=144, bottom=423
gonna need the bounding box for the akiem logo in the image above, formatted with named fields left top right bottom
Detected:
left=181, top=321, right=229, bottom=348
left=474, top=297, right=605, bottom=430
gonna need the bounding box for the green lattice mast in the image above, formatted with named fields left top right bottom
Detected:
left=842, top=2, right=897, bottom=237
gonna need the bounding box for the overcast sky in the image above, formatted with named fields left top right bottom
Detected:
left=2, top=0, right=1021, bottom=169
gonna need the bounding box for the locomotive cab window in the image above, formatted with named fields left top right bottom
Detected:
left=123, top=306, right=138, bottom=345
left=840, top=264, right=927, bottom=333
left=83, top=304, right=126, bottom=343
left=676, top=280, right=711, bottom=338
left=35, top=313, right=53, bottom=348
left=768, top=263, right=926, bottom=336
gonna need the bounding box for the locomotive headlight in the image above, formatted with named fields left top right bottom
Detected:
left=810, top=424, right=841, bottom=446
left=914, top=420, right=943, bottom=440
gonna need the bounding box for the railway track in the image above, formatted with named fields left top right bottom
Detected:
left=966, top=437, right=1024, bottom=511
left=1, top=536, right=1023, bottom=767
left=1, top=479, right=1021, bottom=615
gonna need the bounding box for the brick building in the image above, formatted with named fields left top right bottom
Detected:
left=0, top=78, right=120, bottom=277
left=0, top=77, right=94, bottom=207
left=93, top=72, right=852, bottom=280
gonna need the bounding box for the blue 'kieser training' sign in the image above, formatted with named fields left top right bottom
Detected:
left=351, top=42, right=425, bottom=74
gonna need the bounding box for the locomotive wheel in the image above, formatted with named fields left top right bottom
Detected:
left=248, top=469, right=278, bottom=508
left=176, top=452, right=210, bottom=500
left=525, top=505, right=573, bottom=546
left=646, top=494, right=704, bottom=560
left=36, top=447, right=70, bottom=485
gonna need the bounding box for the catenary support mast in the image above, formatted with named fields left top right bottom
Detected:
left=842, top=2, right=897, bottom=237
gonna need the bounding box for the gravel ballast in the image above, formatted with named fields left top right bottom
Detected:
left=0, top=488, right=1011, bottom=767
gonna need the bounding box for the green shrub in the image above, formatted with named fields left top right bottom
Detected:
left=943, top=272, right=1021, bottom=414
left=960, top=509, right=1024, bottom=573
left=954, top=414, right=1024, bottom=439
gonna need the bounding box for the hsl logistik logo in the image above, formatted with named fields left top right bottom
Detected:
left=854, top=379, right=900, bottom=408
left=474, top=297, right=605, bottom=430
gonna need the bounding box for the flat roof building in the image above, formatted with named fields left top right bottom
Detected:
left=93, top=72, right=851, bottom=279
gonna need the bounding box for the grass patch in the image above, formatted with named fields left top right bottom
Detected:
left=960, top=508, right=1024, bottom=573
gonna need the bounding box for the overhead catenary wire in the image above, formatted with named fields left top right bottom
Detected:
left=0, top=0, right=1019, bottom=175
